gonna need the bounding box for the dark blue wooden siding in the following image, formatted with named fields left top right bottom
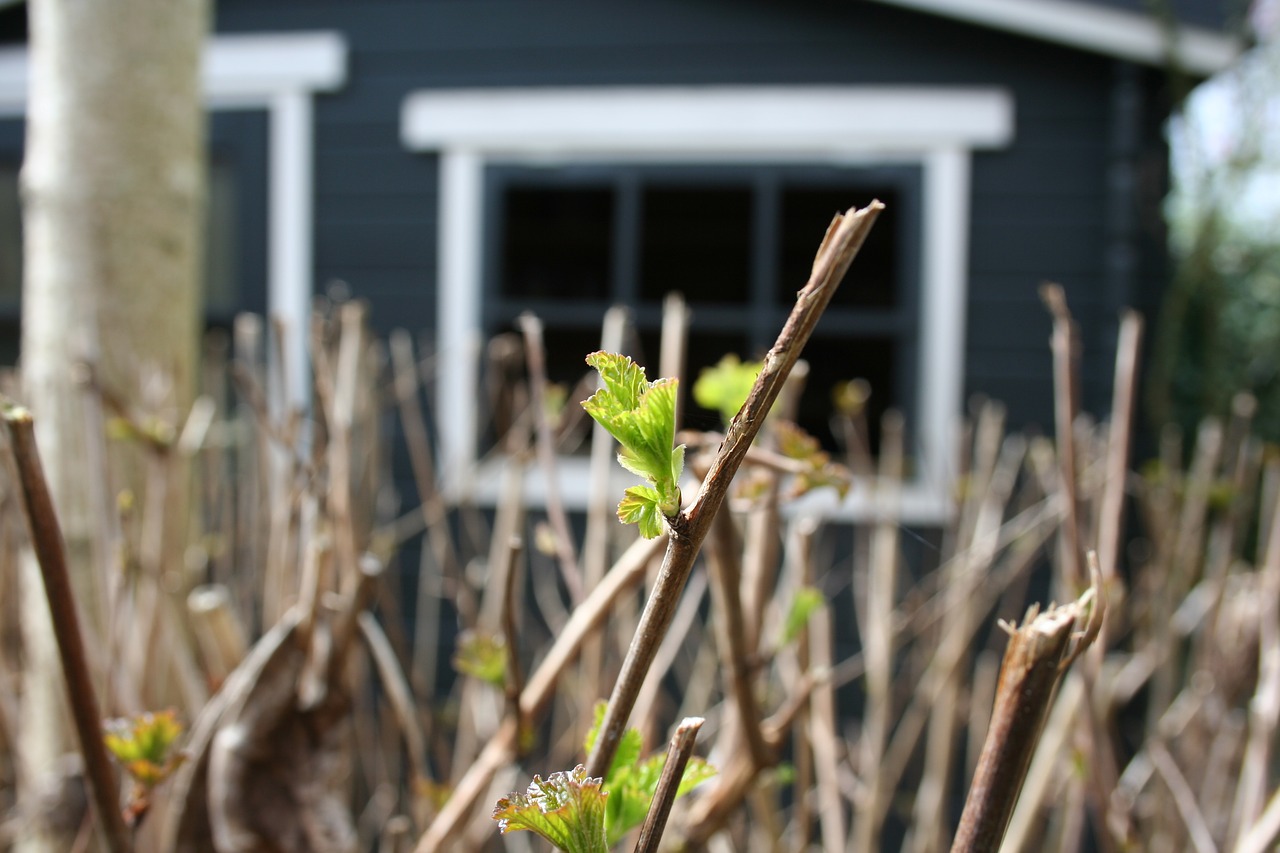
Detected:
left=216, top=0, right=1174, bottom=432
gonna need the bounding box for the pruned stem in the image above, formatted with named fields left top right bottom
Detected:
left=633, top=716, right=705, bottom=853
left=949, top=578, right=1101, bottom=853
left=585, top=201, right=884, bottom=781
left=1, top=399, right=134, bottom=853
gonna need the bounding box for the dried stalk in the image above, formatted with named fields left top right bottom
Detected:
left=585, top=201, right=884, bottom=782
left=705, top=505, right=771, bottom=768
left=518, top=312, right=584, bottom=604
left=501, top=535, right=526, bottom=754
left=358, top=612, right=430, bottom=819
left=1, top=400, right=133, bottom=853
left=389, top=328, right=464, bottom=623
left=1229, top=483, right=1280, bottom=843
left=632, top=716, right=705, bottom=853
left=1041, top=283, right=1084, bottom=589
left=950, top=576, right=1101, bottom=853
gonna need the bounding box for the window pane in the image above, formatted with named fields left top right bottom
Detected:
left=499, top=186, right=614, bottom=301
left=204, top=160, right=239, bottom=315
left=639, top=185, right=751, bottom=305
left=778, top=185, right=901, bottom=308
left=637, top=328, right=751, bottom=432
left=0, top=162, right=20, bottom=306
left=794, top=335, right=897, bottom=455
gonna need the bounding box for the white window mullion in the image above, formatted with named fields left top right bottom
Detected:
left=919, top=145, right=971, bottom=506
left=436, top=148, right=485, bottom=490
left=268, top=89, right=313, bottom=409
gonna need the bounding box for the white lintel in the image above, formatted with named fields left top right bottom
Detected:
left=402, top=87, right=1014, bottom=156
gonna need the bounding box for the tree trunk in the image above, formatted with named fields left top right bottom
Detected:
left=17, top=0, right=208, bottom=849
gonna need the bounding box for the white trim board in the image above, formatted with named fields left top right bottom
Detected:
left=402, top=87, right=1013, bottom=154
left=869, top=0, right=1240, bottom=75
left=402, top=85, right=1014, bottom=524
left=0, top=31, right=348, bottom=406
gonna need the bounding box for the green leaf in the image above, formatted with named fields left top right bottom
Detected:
left=577, top=702, right=717, bottom=845
left=493, top=766, right=609, bottom=853
left=781, top=586, right=825, bottom=646
left=618, top=486, right=666, bottom=540
left=582, top=352, right=685, bottom=532
left=603, top=753, right=718, bottom=844
left=773, top=421, right=852, bottom=499
left=582, top=701, right=644, bottom=786
left=452, top=631, right=508, bottom=687
left=103, top=710, right=185, bottom=789
left=693, top=354, right=761, bottom=427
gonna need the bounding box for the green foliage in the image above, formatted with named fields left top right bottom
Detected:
left=583, top=701, right=716, bottom=845
left=831, top=378, right=871, bottom=418
left=103, top=709, right=185, bottom=789
left=582, top=352, right=684, bottom=537
left=492, top=766, right=610, bottom=853
left=693, top=354, right=762, bottom=427
left=452, top=631, right=508, bottom=687
left=780, top=586, right=825, bottom=646
left=774, top=420, right=852, bottom=499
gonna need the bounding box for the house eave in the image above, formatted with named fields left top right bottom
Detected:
left=869, top=0, right=1242, bottom=75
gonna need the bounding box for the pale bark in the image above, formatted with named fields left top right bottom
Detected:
left=18, top=0, right=208, bottom=849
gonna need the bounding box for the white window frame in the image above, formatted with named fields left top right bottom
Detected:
left=401, top=86, right=1014, bottom=523
left=0, top=31, right=347, bottom=406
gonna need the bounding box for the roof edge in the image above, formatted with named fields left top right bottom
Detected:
left=868, top=0, right=1242, bottom=75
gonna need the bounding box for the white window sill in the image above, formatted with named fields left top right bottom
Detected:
left=445, top=455, right=954, bottom=526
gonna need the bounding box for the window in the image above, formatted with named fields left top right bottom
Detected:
left=482, top=163, right=921, bottom=455
left=402, top=86, right=1015, bottom=521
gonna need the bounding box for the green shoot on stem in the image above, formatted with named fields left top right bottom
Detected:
left=581, top=352, right=684, bottom=539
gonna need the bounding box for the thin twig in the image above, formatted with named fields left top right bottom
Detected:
left=632, top=716, right=704, bottom=853
left=585, top=201, right=884, bottom=781
left=705, top=505, right=771, bottom=768
left=358, top=612, right=431, bottom=823
left=518, top=312, right=584, bottom=604
left=1149, top=739, right=1219, bottom=853
left=1, top=399, right=134, bottom=853
left=1041, top=283, right=1084, bottom=590
left=501, top=535, right=527, bottom=756
left=1235, top=784, right=1280, bottom=853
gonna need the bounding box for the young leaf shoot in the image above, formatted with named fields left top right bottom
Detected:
left=581, top=352, right=684, bottom=538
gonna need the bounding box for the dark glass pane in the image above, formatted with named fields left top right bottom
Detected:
left=637, top=328, right=752, bottom=432
left=203, top=161, right=239, bottom=314
left=0, top=162, right=19, bottom=307
left=793, top=335, right=897, bottom=455
left=779, top=185, right=901, bottom=308
left=640, top=185, right=751, bottom=304
left=499, top=186, right=614, bottom=300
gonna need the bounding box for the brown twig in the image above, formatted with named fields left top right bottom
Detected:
left=1041, top=283, right=1085, bottom=590
left=585, top=201, right=884, bottom=782
left=1, top=399, right=134, bottom=853
left=357, top=612, right=431, bottom=823
left=705, top=505, right=772, bottom=768
left=500, top=535, right=526, bottom=756
left=518, top=312, right=584, bottom=604
left=632, top=716, right=705, bottom=853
